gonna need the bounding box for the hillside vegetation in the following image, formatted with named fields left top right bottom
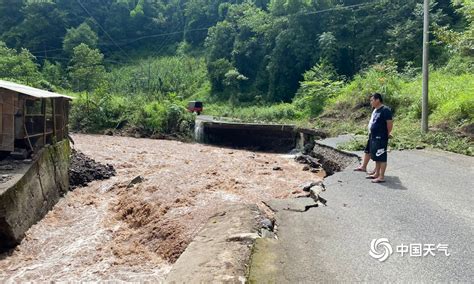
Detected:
left=0, top=0, right=472, bottom=154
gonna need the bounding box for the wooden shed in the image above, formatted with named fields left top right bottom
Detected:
left=0, top=80, right=72, bottom=155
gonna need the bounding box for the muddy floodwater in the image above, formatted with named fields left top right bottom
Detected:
left=0, top=134, right=323, bottom=282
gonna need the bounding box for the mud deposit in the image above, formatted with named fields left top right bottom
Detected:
left=0, top=134, right=322, bottom=282
left=69, top=149, right=116, bottom=190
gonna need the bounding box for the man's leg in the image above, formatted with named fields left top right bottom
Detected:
left=369, top=161, right=380, bottom=178
left=355, top=138, right=371, bottom=171
left=372, top=140, right=388, bottom=183
left=373, top=162, right=387, bottom=182
left=361, top=153, right=370, bottom=169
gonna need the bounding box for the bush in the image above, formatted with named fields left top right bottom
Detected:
left=70, top=92, right=194, bottom=137
left=205, top=103, right=303, bottom=123
left=70, top=91, right=130, bottom=132
left=140, top=100, right=194, bottom=135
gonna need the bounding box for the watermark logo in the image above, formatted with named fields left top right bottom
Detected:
left=369, top=239, right=451, bottom=261
left=369, top=238, right=393, bottom=262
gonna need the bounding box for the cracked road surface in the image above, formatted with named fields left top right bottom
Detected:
left=250, top=136, right=474, bottom=282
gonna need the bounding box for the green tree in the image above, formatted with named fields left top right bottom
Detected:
left=2, top=2, right=67, bottom=55
left=68, top=43, right=106, bottom=92
left=294, top=63, right=343, bottom=116
left=223, top=68, right=248, bottom=103
left=0, top=0, right=24, bottom=36
left=207, top=58, right=233, bottom=94
left=63, top=22, right=98, bottom=55
left=319, top=32, right=337, bottom=63
left=436, top=0, right=474, bottom=56
left=42, top=60, right=65, bottom=88
left=0, top=41, right=41, bottom=85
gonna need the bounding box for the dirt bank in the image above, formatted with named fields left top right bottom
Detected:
left=0, top=134, right=322, bottom=282
left=69, top=149, right=116, bottom=190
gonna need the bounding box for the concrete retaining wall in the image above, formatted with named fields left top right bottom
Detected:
left=0, top=140, right=70, bottom=249
left=195, top=119, right=326, bottom=153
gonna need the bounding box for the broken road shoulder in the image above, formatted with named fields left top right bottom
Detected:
left=247, top=139, right=360, bottom=281
left=165, top=204, right=275, bottom=283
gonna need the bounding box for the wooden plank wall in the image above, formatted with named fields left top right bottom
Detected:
left=0, top=89, right=17, bottom=152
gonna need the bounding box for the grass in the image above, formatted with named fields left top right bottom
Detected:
left=204, top=103, right=303, bottom=123
left=336, top=120, right=473, bottom=156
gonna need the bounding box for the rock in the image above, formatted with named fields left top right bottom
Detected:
left=0, top=174, right=12, bottom=184
left=309, top=185, right=326, bottom=202
left=300, top=181, right=321, bottom=192
left=416, top=145, right=425, bottom=149
left=272, top=166, right=282, bottom=171
left=259, top=218, right=273, bottom=230
left=260, top=228, right=275, bottom=239
left=303, top=142, right=315, bottom=155
left=226, top=233, right=260, bottom=242
left=127, top=175, right=144, bottom=188
left=295, top=154, right=321, bottom=168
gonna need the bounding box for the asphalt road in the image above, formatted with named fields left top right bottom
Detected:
left=251, top=136, right=474, bottom=282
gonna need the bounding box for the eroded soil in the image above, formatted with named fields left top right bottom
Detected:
left=0, top=134, right=322, bottom=282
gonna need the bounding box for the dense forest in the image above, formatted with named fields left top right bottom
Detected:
left=0, top=0, right=473, bottom=154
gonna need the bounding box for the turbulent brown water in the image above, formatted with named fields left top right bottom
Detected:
left=0, top=134, right=323, bottom=282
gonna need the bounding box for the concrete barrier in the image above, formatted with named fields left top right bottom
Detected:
left=195, top=119, right=327, bottom=153
left=0, top=140, right=70, bottom=249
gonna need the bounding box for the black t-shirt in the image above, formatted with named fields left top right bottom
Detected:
left=370, top=105, right=393, bottom=140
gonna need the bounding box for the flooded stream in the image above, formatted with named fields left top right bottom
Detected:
left=0, top=134, right=323, bottom=282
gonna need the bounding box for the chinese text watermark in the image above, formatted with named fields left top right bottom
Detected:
left=369, top=238, right=451, bottom=262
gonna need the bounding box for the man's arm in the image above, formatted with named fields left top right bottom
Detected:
left=387, top=120, right=393, bottom=136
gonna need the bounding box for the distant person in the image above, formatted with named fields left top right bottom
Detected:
left=354, top=93, right=393, bottom=183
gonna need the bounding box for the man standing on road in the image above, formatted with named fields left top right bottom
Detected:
left=354, top=102, right=377, bottom=174
left=354, top=93, right=393, bottom=183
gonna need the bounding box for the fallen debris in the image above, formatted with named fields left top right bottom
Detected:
left=69, top=149, right=116, bottom=190
left=127, top=175, right=144, bottom=188
left=299, top=181, right=322, bottom=192
left=295, top=154, right=324, bottom=174
left=295, top=154, right=321, bottom=168
left=0, top=174, right=12, bottom=184
left=259, top=218, right=273, bottom=230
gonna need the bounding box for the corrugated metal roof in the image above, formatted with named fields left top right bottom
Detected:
left=0, top=80, right=73, bottom=100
